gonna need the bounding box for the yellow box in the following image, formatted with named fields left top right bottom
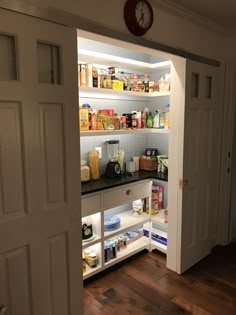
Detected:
left=111, top=80, right=124, bottom=91
left=79, top=108, right=89, bottom=131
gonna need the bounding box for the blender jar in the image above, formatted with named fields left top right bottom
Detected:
left=106, top=140, right=119, bottom=161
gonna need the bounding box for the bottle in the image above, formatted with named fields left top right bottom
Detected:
left=165, top=104, right=170, bottom=129
left=153, top=111, right=159, bottom=128
left=89, top=150, right=100, bottom=180
left=146, top=112, right=153, bottom=128
left=136, top=111, right=142, bottom=129
left=92, top=67, right=98, bottom=87
left=119, top=116, right=126, bottom=130
left=141, top=111, right=147, bottom=128
left=143, top=74, right=149, bottom=92
left=120, top=71, right=127, bottom=90
left=132, top=112, right=137, bottom=128
left=159, top=110, right=165, bottom=129
left=90, top=111, right=97, bottom=131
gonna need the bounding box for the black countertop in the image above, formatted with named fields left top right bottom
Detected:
left=81, top=171, right=168, bottom=195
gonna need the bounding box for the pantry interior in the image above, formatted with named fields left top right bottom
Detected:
left=78, top=29, right=187, bottom=279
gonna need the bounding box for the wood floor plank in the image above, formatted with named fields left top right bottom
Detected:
left=172, top=295, right=213, bottom=315
left=84, top=243, right=236, bottom=315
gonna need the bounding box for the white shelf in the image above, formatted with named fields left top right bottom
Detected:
left=79, top=86, right=170, bottom=100
left=104, top=210, right=149, bottom=240
left=151, top=239, right=167, bottom=254
left=80, top=128, right=169, bottom=137
left=78, top=49, right=171, bottom=73
left=82, top=235, right=101, bottom=249
left=104, top=236, right=150, bottom=268
left=151, top=209, right=168, bottom=229
left=83, top=262, right=103, bottom=280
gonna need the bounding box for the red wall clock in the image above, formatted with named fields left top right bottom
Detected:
left=124, top=0, right=154, bottom=36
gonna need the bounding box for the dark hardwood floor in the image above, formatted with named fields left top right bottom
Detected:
left=83, top=243, right=236, bottom=315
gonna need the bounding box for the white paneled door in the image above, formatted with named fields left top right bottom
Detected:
left=179, top=60, right=223, bottom=273
left=0, top=9, right=82, bottom=315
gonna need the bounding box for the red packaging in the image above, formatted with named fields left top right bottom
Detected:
left=151, top=184, right=163, bottom=213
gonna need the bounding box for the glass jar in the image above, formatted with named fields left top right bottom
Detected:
left=81, top=160, right=90, bottom=182
left=87, top=252, right=98, bottom=268
left=89, top=150, right=100, bottom=180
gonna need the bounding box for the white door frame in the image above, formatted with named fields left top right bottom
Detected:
left=218, top=64, right=236, bottom=244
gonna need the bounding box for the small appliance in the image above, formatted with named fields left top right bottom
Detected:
left=105, top=140, right=121, bottom=177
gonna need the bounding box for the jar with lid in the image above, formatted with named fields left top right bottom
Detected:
left=86, top=252, right=98, bottom=268
left=84, top=248, right=92, bottom=261
left=81, top=160, right=90, bottom=182
left=89, top=150, right=100, bottom=180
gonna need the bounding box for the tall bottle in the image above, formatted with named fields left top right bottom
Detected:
left=146, top=112, right=153, bottom=128
left=153, top=110, right=159, bottom=128
left=143, top=74, right=149, bottom=93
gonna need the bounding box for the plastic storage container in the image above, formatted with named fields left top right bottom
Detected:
left=89, top=150, right=100, bottom=180
left=81, top=160, right=90, bottom=182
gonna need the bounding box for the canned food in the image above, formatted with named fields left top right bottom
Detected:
left=104, top=246, right=111, bottom=263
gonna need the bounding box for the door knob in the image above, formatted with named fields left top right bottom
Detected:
left=184, top=179, right=189, bottom=185
left=0, top=305, right=8, bottom=315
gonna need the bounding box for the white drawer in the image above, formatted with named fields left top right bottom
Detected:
left=81, top=193, right=101, bottom=216
left=103, top=181, right=151, bottom=209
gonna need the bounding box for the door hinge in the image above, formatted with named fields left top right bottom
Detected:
left=179, top=179, right=182, bottom=191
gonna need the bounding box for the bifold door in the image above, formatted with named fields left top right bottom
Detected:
left=179, top=60, right=223, bottom=273
left=0, top=9, right=82, bottom=315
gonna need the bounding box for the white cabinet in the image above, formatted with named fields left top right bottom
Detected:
left=82, top=180, right=155, bottom=279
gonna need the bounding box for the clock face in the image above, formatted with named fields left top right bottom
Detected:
left=124, top=0, right=154, bottom=36
left=135, top=1, right=152, bottom=29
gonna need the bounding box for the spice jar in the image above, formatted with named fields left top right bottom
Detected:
left=81, top=160, right=90, bottom=182
left=120, top=116, right=126, bottom=130
left=89, top=150, right=100, bottom=180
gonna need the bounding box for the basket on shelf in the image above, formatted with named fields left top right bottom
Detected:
left=139, top=157, right=157, bottom=171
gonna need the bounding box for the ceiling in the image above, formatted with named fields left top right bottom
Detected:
left=165, top=0, right=236, bottom=33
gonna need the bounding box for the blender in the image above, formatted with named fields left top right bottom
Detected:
left=105, top=140, right=121, bottom=177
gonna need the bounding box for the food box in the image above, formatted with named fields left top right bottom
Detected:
left=151, top=184, right=163, bottom=214
left=111, top=80, right=124, bottom=91
left=79, top=107, right=89, bottom=131
left=143, top=227, right=167, bottom=246
left=122, top=229, right=143, bottom=245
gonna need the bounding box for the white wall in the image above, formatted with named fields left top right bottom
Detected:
left=26, top=0, right=229, bottom=61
